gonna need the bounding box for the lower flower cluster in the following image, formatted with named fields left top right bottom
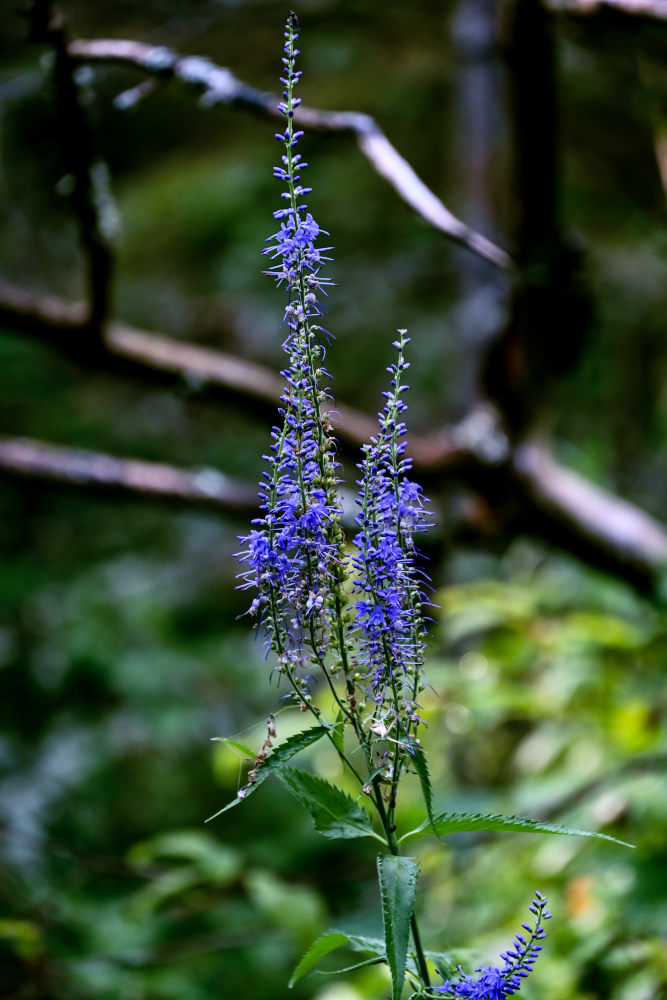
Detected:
left=432, top=893, right=552, bottom=999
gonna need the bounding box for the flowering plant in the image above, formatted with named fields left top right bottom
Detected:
left=210, top=14, right=629, bottom=998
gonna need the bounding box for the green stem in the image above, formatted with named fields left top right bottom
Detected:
left=282, top=660, right=366, bottom=785
left=371, top=774, right=430, bottom=989
left=410, top=911, right=431, bottom=988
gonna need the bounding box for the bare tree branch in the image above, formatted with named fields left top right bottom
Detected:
left=0, top=435, right=258, bottom=511
left=545, top=0, right=667, bottom=21
left=1, top=282, right=666, bottom=591
left=0, top=282, right=402, bottom=459
left=513, top=442, right=667, bottom=582
left=65, top=37, right=512, bottom=270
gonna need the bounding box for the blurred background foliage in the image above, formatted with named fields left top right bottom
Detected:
left=0, top=1, right=666, bottom=998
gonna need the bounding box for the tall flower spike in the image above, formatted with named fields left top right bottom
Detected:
left=350, top=330, right=432, bottom=736
left=431, top=892, right=552, bottom=998
left=236, top=13, right=343, bottom=692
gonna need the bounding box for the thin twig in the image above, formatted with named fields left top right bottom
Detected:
left=66, top=37, right=511, bottom=270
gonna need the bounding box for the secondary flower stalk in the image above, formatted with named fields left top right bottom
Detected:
left=350, top=328, right=431, bottom=740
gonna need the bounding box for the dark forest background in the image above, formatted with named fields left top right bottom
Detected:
left=0, top=1, right=666, bottom=998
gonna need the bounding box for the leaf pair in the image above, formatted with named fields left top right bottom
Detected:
left=207, top=726, right=328, bottom=821
left=288, top=876, right=418, bottom=999
left=209, top=725, right=382, bottom=839
left=290, top=857, right=458, bottom=996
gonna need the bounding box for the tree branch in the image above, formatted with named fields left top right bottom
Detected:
left=0, top=282, right=405, bottom=459
left=1, top=282, right=666, bottom=592
left=0, top=435, right=258, bottom=512
left=65, top=37, right=512, bottom=271
left=512, top=442, right=667, bottom=586
left=544, top=0, right=667, bottom=22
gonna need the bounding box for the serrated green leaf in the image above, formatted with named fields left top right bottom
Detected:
left=343, top=934, right=386, bottom=957
left=206, top=727, right=328, bottom=822
left=400, top=809, right=634, bottom=848
left=377, top=854, right=419, bottom=1000
left=410, top=743, right=437, bottom=834
left=289, top=931, right=386, bottom=987
left=289, top=932, right=350, bottom=987
left=277, top=767, right=380, bottom=840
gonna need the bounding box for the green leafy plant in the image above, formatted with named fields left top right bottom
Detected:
left=210, top=15, right=632, bottom=998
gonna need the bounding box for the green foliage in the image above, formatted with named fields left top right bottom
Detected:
left=377, top=855, right=419, bottom=1000
left=410, top=742, right=436, bottom=835
left=277, top=767, right=380, bottom=841
left=401, top=810, right=634, bottom=846
left=289, top=932, right=387, bottom=987
left=126, top=830, right=241, bottom=917
left=207, top=726, right=328, bottom=819
left=2, top=3, right=667, bottom=1000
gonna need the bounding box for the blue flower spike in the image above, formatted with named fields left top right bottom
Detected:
left=236, top=11, right=343, bottom=698
left=350, top=330, right=433, bottom=737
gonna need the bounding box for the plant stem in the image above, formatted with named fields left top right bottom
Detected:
left=410, top=910, right=431, bottom=987
left=371, top=776, right=431, bottom=989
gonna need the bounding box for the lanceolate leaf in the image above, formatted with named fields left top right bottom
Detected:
left=400, top=810, right=634, bottom=847
left=289, top=932, right=350, bottom=987
left=410, top=743, right=437, bottom=833
left=343, top=934, right=387, bottom=956
left=377, top=854, right=419, bottom=1000
left=289, top=931, right=387, bottom=987
left=206, top=727, right=327, bottom=822
left=211, top=737, right=255, bottom=757
left=277, top=767, right=380, bottom=840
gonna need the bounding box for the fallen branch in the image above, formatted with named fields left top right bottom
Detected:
left=0, top=435, right=258, bottom=511
left=65, top=37, right=511, bottom=271
left=512, top=442, right=667, bottom=588
left=0, top=282, right=451, bottom=466
left=1, top=282, right=667, bottom=592
left=545, top=0, right=667, bottom=21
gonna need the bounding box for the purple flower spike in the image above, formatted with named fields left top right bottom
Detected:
left=236, top=14, right=342, bottom=685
